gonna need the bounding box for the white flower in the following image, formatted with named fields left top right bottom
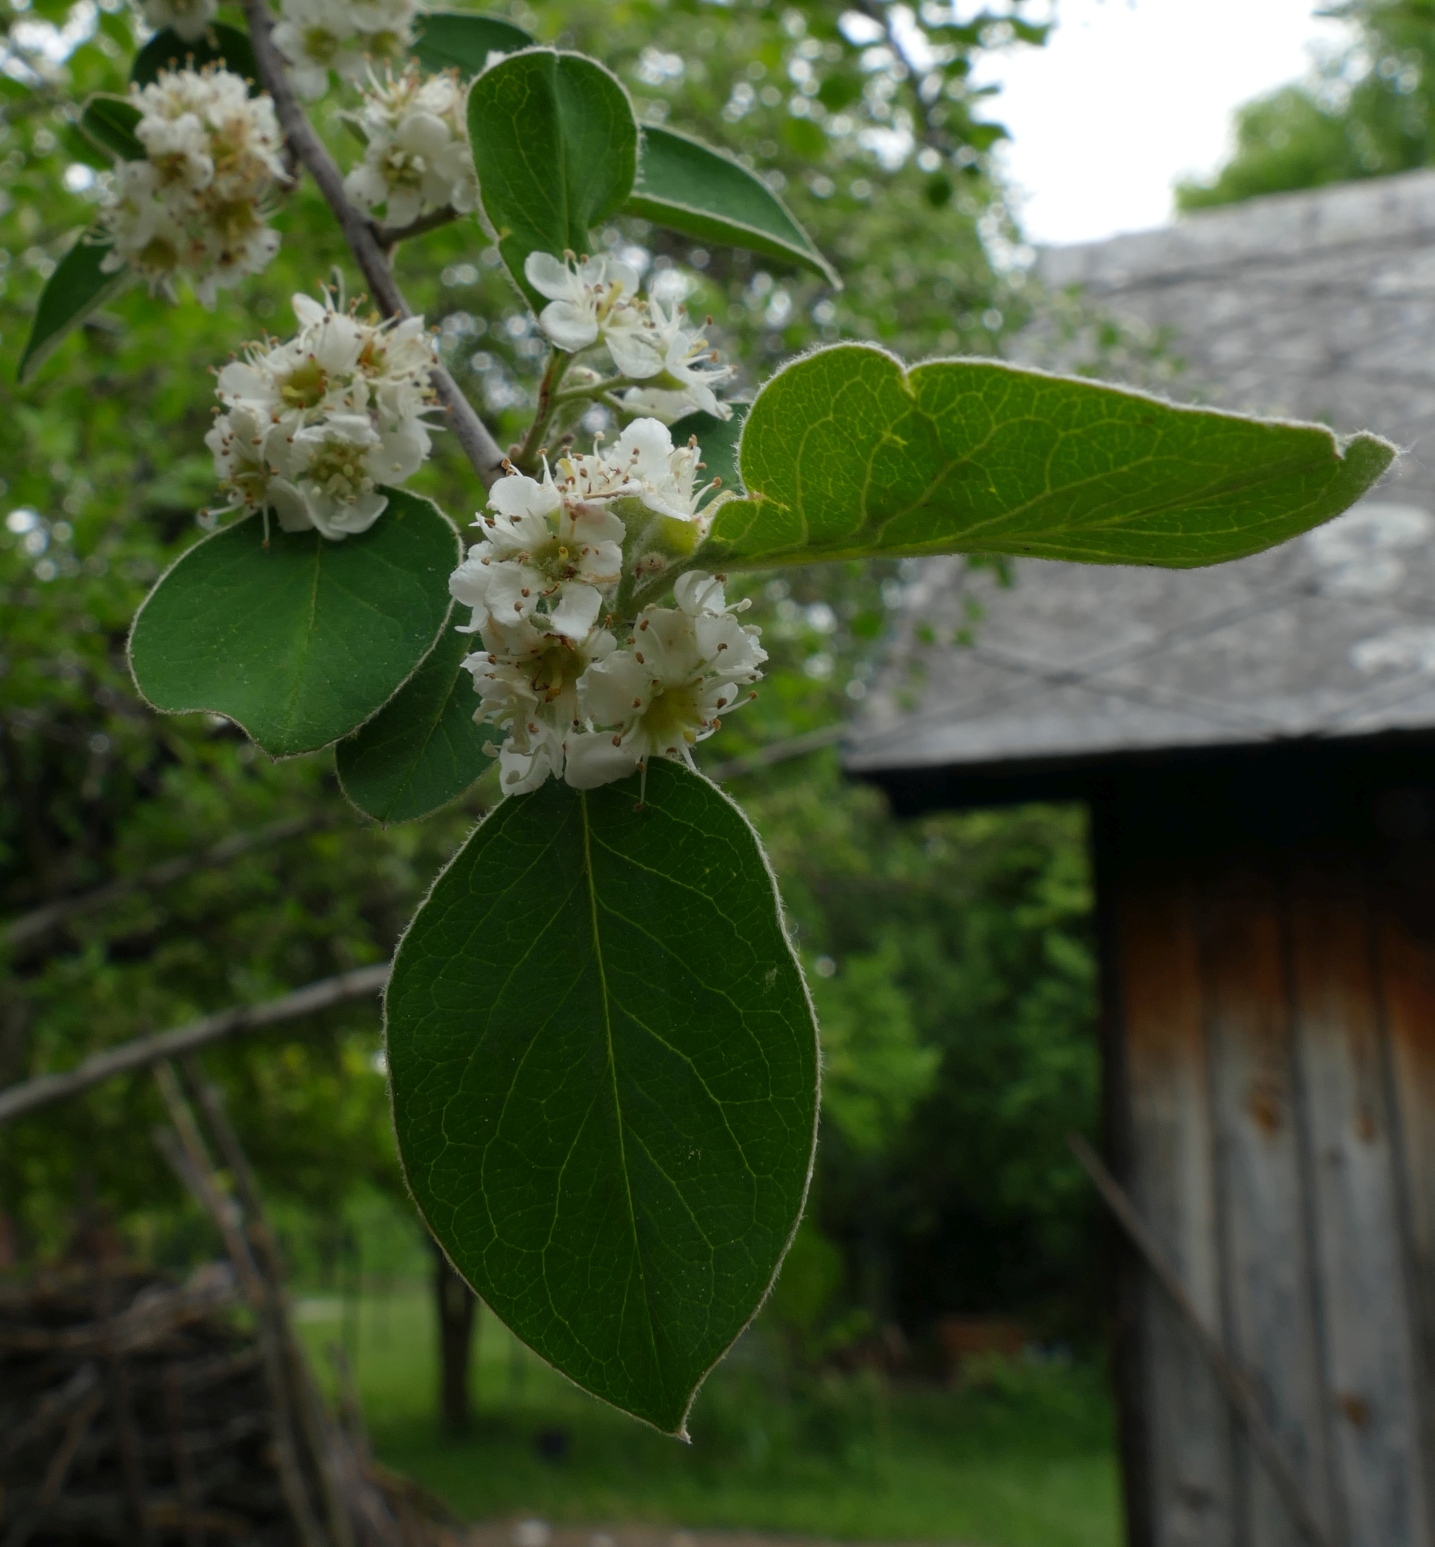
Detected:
left=524, top=251, right=642, bottom=353
left=611, top=418, right=712, bottom=521
left=449, top=468, right=625, bottom=639
left=274, top=0, right=417, bottom=100
left=209, top=291, right=437, bottom=537
left=565, top=574, right=765, bottom=788
left=462, top=618, right=614, bottom=793
left=206, top=400, right=283, bottom=512
left=613, top=300, right=734, bottom=420
left=343, top=66, right=478, bottom=227
left=141, top=0, right=217, bottom=41
left=98, top=67, right=283, bottom=302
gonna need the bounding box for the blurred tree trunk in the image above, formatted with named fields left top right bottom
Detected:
left=432, top=1243, right=476, bottom=1433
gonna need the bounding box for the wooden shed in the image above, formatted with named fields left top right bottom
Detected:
left=847, top=169, right=1435, bottom=1547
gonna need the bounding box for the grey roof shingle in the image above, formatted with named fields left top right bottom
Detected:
left=847, top=168, right=1435, bottom=781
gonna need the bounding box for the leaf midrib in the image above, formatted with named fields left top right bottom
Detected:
left=578, top=789, right=665, bottom=1394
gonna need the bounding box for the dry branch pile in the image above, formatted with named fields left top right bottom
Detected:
left=0, top=1054, right=459, bottom=1547
left=1, top=1262, right=295, bottom=1544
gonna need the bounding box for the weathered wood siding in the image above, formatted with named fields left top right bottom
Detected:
left=1105, top=839, right=1435, bottom=1547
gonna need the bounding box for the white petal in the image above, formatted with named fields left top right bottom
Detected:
left=269, top=478, right=314, bottom=532
left=549, top=583, right=602, bottom=640
left=563, top=731, right=642, bottom=790
left=615, top=417, right=675, bottom=476
left=489, top=471, right=560, bottom=523
left=524, top=251, right=578, bottom=302
left=605, top=319, right=665, bottom=379
left=292, top=292, right=328, bottom=328
left=674, top=571, right=725, bottom=615
left=538, top=299, right=599, bottom=353
left=580, top=651, right=651, bottom=727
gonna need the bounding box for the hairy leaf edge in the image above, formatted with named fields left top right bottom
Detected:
left=126, top=499, right=461, bottom=759
left=723, top=341, right=1400, bottom=567
left=18, top=233, right=133, bottom=385
left=468, top=45, right=642, bottom=314
left=626, top=125, right=840, bottom=288
left=381, top=764, right=822, bottom=1438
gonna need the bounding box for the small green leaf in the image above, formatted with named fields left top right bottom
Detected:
left=703, top=344, right=1398, bottom=570
left=467, top=49, right=638, bottom=311
left=669, top=404, right=747, bottom=495
left=411, top=10, right=533, bottom=76
left=131, top=22, right=259, bottom=87
left=79, top=93, right=144, bottom=161
left=336, top=618, right=490, bottom=823
left=386, top=761, right=818, bottom=1434
left=129, top=492, right=460, bottom=758
left=625, top=127, right=837, bottom=286
left=18, top=229, right=131, bottom=385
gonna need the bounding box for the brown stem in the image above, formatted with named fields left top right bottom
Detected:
left=153, top=1069, right=332, bottom=1547
left=236, top=0, right=505, bottom=489
left=511, top=347, right=574, bottom=474
left=374, top=203, right=460, bottom=250
left=0, top=962, right=390, bottom=1127
left=178, top=1059, right=358, bottom=1547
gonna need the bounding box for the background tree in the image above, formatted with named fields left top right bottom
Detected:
left=1178, top=0, right=1435, bottom=209
left=1, top=0, right=1096, bottom=1399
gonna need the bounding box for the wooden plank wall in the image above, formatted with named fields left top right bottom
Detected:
left=1110, top=846, right=1435, bottom=1547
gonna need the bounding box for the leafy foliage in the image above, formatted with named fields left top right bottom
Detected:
left=387, top=761, right=818, bottom=1432
left=710, top=345, right=1394, bottom=568
left=467, top=49, right=639, bottom=310
left=626, top=126, right=839, bottom=285
left=129, top=494, right=459, bottom=757
left=336, top=620, right=493, bottom=824
left=1178, top=1, right=1435, bottom=208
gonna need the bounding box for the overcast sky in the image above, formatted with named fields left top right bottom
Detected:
left=973, top=0, right=1354, bottom=247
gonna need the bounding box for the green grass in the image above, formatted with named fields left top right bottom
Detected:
left=296, top=1289, right=1121, bottom=1547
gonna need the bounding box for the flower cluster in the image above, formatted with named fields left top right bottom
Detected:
left=525, top=252, right=736, bottom=422
left=141, top=0, right=217, bottom=42
left=450, top=419, right=764, bottom=793
left=274, top=0, right=418, bottom=99
left=206, top=291, right=437, bottom=538
left=99, top=67, right=284, bottom=304
left=343, top=66, right=478, bottom=228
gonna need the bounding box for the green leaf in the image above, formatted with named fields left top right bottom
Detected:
left=18, top=228, right=131, bottom=385
left=79, top=94, right=143, bottom=161
left=336, top=617, right=490, bottom=823
left=131, top=22, right=259, bottom=87
left=625, top=127, right=837, bottom=286
left=467, top=49, right=638, bottom=311
left=702, top=344, right=1398, bottom=570
left=669, top=404, right=747, bottom=495
left=129, top=493, right=460, bottom=758
left=386, top=760, right=818, bottom=1434
left=411, top=10, right=533, bottom=76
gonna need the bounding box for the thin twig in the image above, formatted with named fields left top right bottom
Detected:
left=2, top=814, right=336, bottom=952
left=374, top=203, right=459, bottom=249
left=178, top=1059, right=357, bottom=1547
left=0, top=963, right=390, bottom=1127
left=162, top=1365, right=204, bottom=1547
left=1068, top=1134, right=1335, bottom=1547
left=236, top=0, right=505, bottom=489
left=0, top=1389, right=105, bottom=1547
left=511, top=347, right=574, bottom=473
left=154, top=1070, right=330, bottom=1547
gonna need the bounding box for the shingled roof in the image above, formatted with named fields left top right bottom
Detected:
left=846, top=167, right=1435, bottom=791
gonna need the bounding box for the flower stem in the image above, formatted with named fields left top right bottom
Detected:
left=510, top=348, right=574, bottom=475
left=375, top=203, right=460, bottom=251
left=235, top=0, right=506, bottom=489
left=552, top=375, right=645, bottom=404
